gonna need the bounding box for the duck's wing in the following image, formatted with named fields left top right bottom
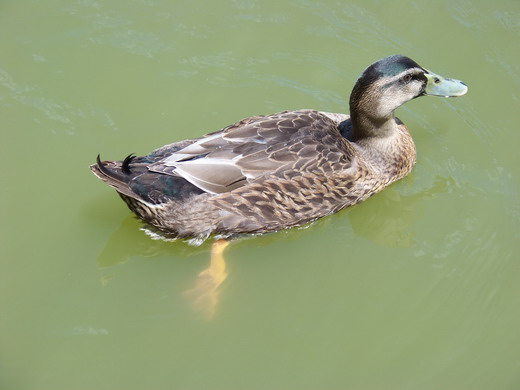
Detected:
left=148, top=110, right=354, bottom=194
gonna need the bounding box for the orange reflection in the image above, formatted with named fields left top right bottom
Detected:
left=183, top=240, right=229, bottom=320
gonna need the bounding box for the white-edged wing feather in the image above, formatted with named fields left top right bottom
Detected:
left=147, top=110, right=351, bottom=194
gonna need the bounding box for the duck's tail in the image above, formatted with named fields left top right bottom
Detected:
left=90, top=154, right=205, bottom=210
left=90, top=154, right=143, bottom=200
left=91, top=154, right=172, bottom=225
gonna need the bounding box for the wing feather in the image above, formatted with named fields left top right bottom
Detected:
left=173, top=158, right=246, bottom=193
left=147, top=110, right=353, bottom=194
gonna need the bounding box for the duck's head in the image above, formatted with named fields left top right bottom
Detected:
left=349, top=55, right=467, bottom=137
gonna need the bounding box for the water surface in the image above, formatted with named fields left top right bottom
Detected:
left=1, top=1, right=519, bottom=389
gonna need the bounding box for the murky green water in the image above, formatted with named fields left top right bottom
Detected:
left=1, top=1, right=519, bottom=389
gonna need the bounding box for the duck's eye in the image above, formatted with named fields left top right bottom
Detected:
left=402, top=74, right=413, bottom=83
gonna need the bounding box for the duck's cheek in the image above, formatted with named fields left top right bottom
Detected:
left=376, top=93, right=409, bottom=116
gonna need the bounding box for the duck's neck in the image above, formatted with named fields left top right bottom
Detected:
left=348, top=81, right=398, bottom=141
left=349, top=111, right=396, bottom=142
left=347, top=105, right=416, bottom=181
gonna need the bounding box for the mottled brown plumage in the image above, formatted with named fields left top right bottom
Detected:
left=90, top=55, right=467, bottom=241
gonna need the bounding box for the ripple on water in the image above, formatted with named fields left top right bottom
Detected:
left=0, top=67, right=118, bottom=134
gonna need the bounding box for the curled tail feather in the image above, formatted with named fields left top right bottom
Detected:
left=90, top=154, right=141, bottom=200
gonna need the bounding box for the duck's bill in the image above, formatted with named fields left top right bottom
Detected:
left=424, top=71, right=468, bottom=97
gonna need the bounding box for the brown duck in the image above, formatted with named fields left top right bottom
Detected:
left=91, top=55, right=467, bottom=241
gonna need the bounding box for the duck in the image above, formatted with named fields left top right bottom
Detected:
left=91, top=55, right=467, bottom=242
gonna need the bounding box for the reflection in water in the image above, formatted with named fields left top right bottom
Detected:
left=95, top=176, right=452, bottom=317
left=96, top=216, right=207, bottom=268
left=349, top=176, right=454, bottom=247
left=96, top=217, right=230, bottom=319
left=183, top=240, right=229, bottom=320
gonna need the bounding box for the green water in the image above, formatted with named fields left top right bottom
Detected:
left=1, top=0, right=519, bottom=389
